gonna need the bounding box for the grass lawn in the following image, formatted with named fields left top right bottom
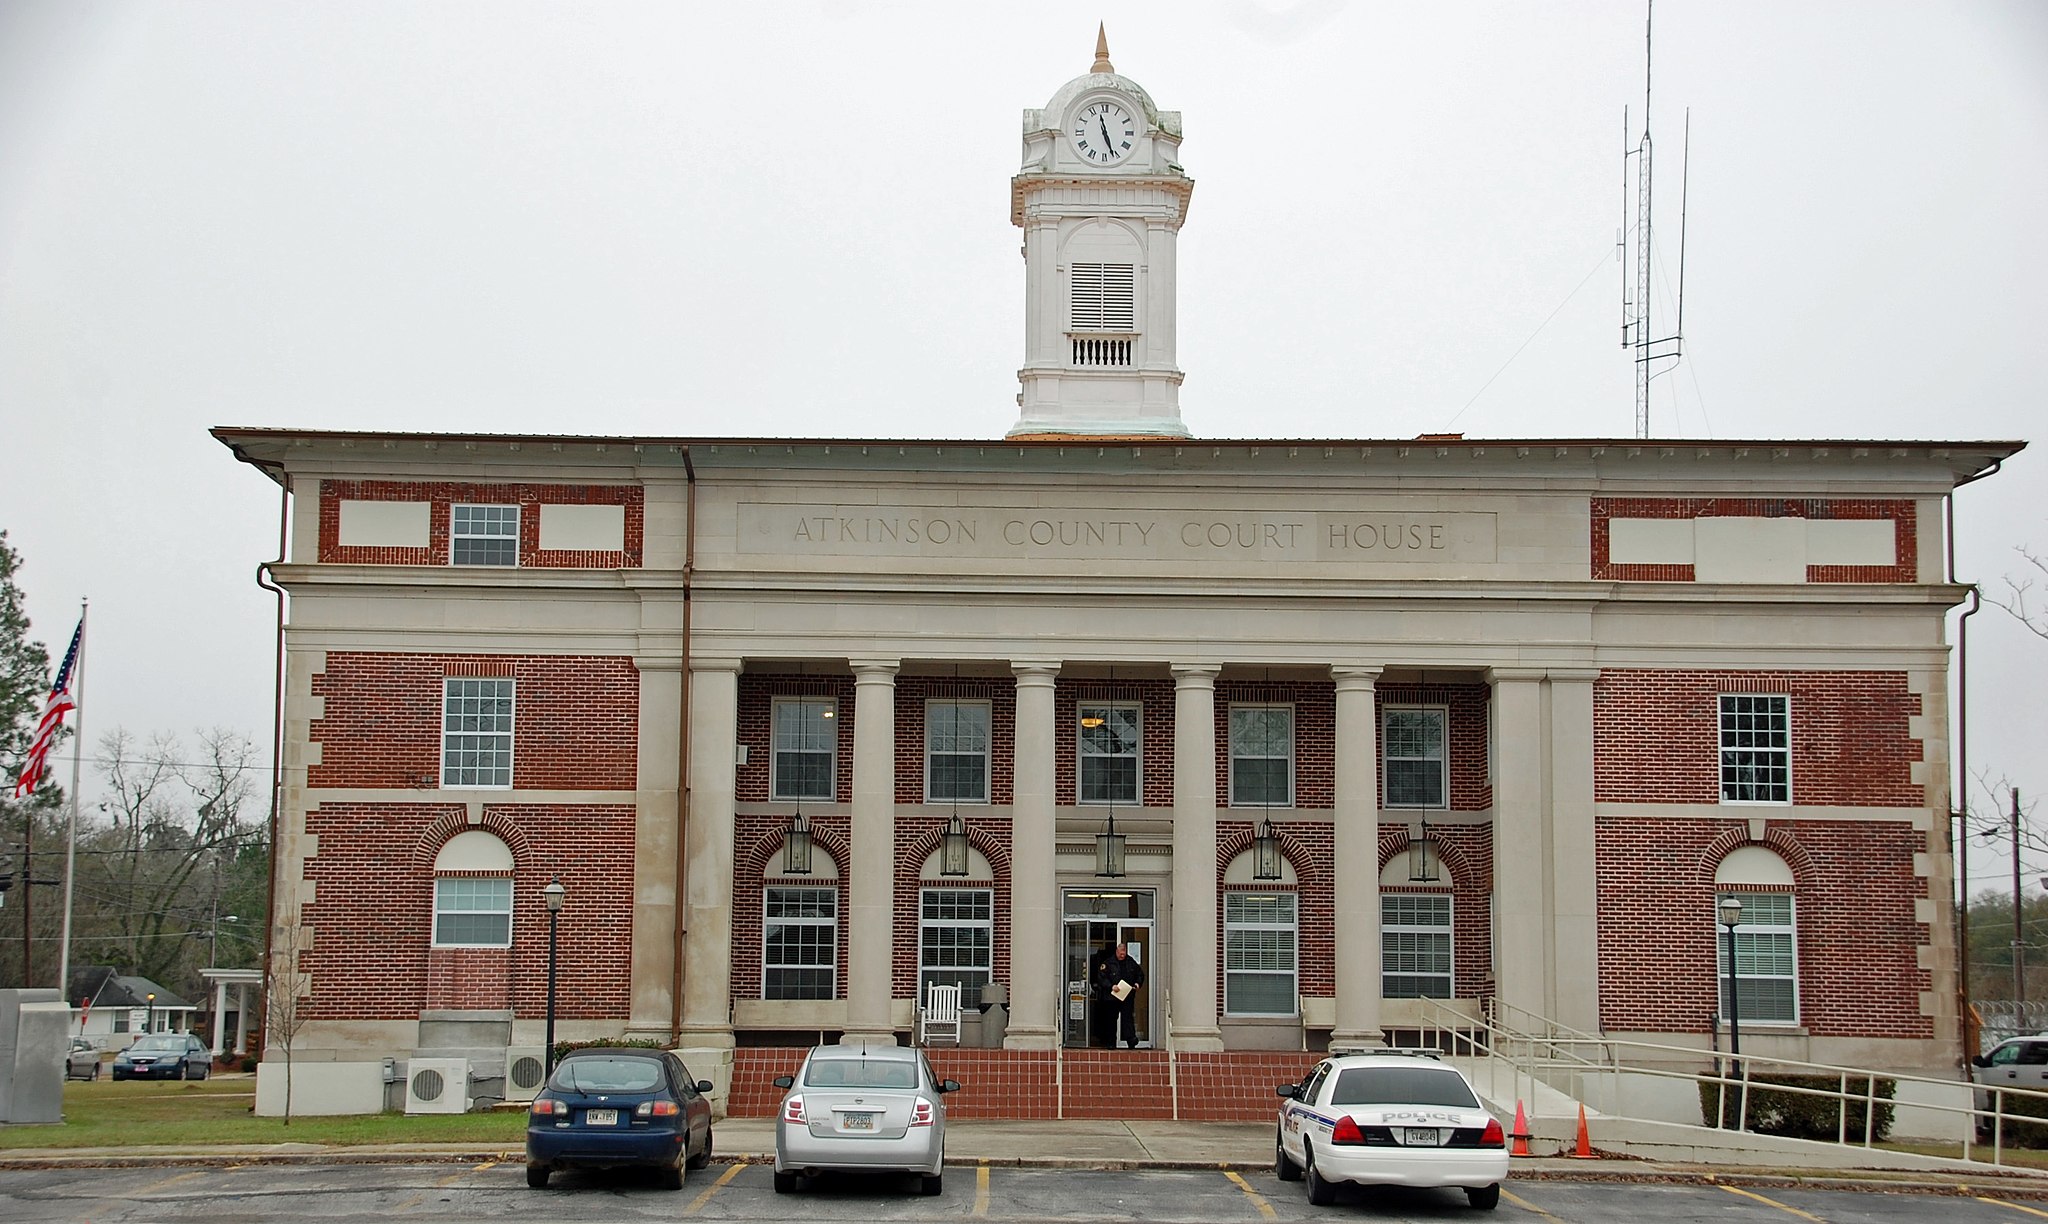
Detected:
left=1880, top=1138, right=2048, bottom=1170
left=0, top=1076, right=527, bottom=1150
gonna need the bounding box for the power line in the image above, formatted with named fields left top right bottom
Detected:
left=1446, top=244, right=1613, bottom=429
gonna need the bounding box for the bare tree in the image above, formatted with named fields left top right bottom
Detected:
left=1989, top=545, right=2048, bottom=641
left=266, top=924, right=310, bottom=1126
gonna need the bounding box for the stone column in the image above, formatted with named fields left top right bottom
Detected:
left=1006, top=662, right=1061, bottom=1049
left=1169, top=664, right=1223, bottom=1051
left=235, top=984, right=249, bottom=1054
left=211, top=980, right=228, bottom=1056
left=1330, top=666, right=1385, bottom=1049
left=1487, top=668, right=1548, bottom=1025
left=1546, top=670, right=1600, bottom=1032
left=845, top=661, right=900, bottom=1043
left=677, top=658, right=740, bottom=1049
left=628, top=654, right=683, bottom=1037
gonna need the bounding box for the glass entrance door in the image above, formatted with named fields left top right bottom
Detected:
left=1061, top=889, right=1156, bottom=1048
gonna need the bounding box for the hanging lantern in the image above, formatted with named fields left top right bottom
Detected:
left=1408, top=816, right=1440, bottom=884
left=940, top=810, right=970, bottom=877
left=1252, top=815, right=1284, bottom=881
left=784, top=810, right=813, bottom=875
left=1095, top=810, right=1126, bottom=878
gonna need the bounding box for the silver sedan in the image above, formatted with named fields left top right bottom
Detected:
left=771, top=1040, right=962, bottom=1196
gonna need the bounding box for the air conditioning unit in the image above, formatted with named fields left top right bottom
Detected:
left=404, top=1057, right=471, bottom=1114
left=502, top=1046, right=548, bottom=1101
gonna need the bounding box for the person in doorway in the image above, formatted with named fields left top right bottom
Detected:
left=1104, top=941, right=1146, bottom=1049
left=1089, top=941, right=1120, bottom=1047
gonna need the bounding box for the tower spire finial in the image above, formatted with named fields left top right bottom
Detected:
left=1091, top=23, right=1114, bottom=74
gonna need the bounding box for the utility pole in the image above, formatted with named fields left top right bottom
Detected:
left=2015, top=787, right=2026, bottom=1010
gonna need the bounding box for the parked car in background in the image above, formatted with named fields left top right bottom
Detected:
left=1970, top=1033, right=2048, bottom=1137
left=525, top=1046, right=714, bottom=1190
left=1276, top=1049, right=1508, bottom=1210
left=772, top=1039, right=961, bottom=1196
left=111, top=1034, right=211, bottom=1081
left=65, top=1038, right=100, bottom=1080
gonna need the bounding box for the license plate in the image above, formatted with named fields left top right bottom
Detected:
left=1402, top=1127, right=1439, bottom=1146
left=585, top=1108, right=619, bottom=1126
left=841, top=1111, right=875, bottom=1131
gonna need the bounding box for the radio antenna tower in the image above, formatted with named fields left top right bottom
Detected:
left=1620, top=0, right=1690, bottom=438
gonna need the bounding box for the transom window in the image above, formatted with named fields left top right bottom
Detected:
left=434, top=877, right=513, bottom=947
left=1224, top=892, right=1297, bottom=1015
left=1077, top=703, right=1141, bottom=804
left=926, top=701, right=991, bottom=804
left=763, top=886, right=836, bottom=1000
left=1718, top=891, right=1797, bottom=1024
left=450, top=504, right=518, bottom=566
left=1383, top=708, right=1447, bottom=808
left=1382, top=893, right=1453, bottom=998
left=442, top=678, right=513, bottom=787
left=1720, top=694, right=1790, bottom=804
left=919, top=887, right=993, bottom=1007
left=1069, top=262, right=1136, bottom=332
left=1229, top=705, right=1294, bottom=807
left=772, top=698, right=837, bottom=801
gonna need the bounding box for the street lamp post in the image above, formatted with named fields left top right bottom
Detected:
left=1718, top=895, right=1745, bottom=1127
left=543, top=878, right=566, bottom=1076
left=145, top=991, right=157, bottom=1035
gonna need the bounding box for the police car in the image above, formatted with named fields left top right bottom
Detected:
left=1275, top=1049, right=1508, bottom=1210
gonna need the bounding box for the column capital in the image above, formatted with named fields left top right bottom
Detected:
left=1170, top=663, right=1221, bottom=687
left=849, top=659, right=900, bottom=680
left=1330, top=665, right=1383, bottom=689
left=635, top=656, right=685, bottom=673
left=1485, top=666, right=1548, bottom=685
left=1544, top=667, right=1602, bottom=684
left=689, top=656, right=744, bottom=675
left=1011, top=660, right=1062, bottom=684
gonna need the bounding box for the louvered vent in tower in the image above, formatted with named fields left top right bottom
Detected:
left=1069, top=262, right=1136, bottom=331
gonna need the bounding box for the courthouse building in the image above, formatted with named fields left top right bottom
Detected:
left=218, top=37, right=2018, bottom=1117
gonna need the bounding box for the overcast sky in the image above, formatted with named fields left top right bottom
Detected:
left=1, top=1, right=2041, bottom=893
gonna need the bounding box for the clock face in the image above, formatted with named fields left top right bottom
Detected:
left=1070, top=99, right=1138, bottom=166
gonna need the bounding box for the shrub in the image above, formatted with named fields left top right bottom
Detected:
left=1697, top=1072, right=1895, bottom=1142
left=550, top=1037, right=667, bottom=1065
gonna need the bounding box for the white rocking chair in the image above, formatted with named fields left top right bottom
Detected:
left=918, top=983, right=962, bottom=1046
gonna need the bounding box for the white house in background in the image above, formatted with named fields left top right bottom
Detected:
left=66, top=968, right=196, bottom=1048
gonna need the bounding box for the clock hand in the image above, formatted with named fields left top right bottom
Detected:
left=1098, top=116, right=1114, bottom=152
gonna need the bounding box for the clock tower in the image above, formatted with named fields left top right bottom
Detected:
left=1009, top=28, right=1194, bottom=438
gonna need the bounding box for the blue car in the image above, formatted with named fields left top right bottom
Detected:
left=526, top=1047, right=714, bottom=1189
left=112, top=1034, right=211, bottom=1081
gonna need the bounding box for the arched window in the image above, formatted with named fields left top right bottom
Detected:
left=1223, top=850, right=1298, bottom=1016
left=432, top=830, right=514, bottom=948
left=1715, top=845, right=1797, bottom=1024
left=1380, top=849, right=1453, bottom=999
left=762, top=844, right=838, bottom=1000
left=918, top=844, right=994, bottom=1007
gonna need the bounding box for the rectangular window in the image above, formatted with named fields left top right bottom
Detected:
left=1382, top=893, right=1453, bottom=998
left=434, top=876, right=513, bottom=947
left=1720, top=694, right=1791, bottom=804
left=1229, top=705, right=1294, bottom=807
left=450, top=504, right=519, bottom=566
left=919, top=887, right=993, bottom=1007
left=1383, top=708, right=1447, bottom=808
left=1718, top=891, right=1797, bottom=1023
left=763, top=886, right=836, bottom=1000
left=926, top=701, right=991, bottom=804
left=1224, top=892, right=1298, bottom=1015
left=1069, top=262, right=1136, bottom=331
left=442, top=678, right=514, bottom=788
left=772, top=698, right=837, bottom=801
left=1077, top=703, right=1141, bottom=804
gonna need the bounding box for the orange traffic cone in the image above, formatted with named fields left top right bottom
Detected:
left=1510, top=1100, right=1532, bottom=1157
left=1569, top=1102, right=1594, bottom=1158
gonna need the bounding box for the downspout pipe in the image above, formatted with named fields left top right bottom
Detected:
left=671, top=448, right=696, bottom=1044
left=1950, top=453, right=2004, bottom=1063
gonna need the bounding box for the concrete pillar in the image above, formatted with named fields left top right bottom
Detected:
left=846, top=660, right=900, bottom=1043
left=1330, top=666, right=1385, bottom=1049
left=1488, top=668, right=1548, bottom=1025
left=677, top=659, right=740, bottom=1048
left=235, top=984, right=249, bottom=1055
left=1006, top=662, right=1061, bottom=1049
left=211, top=980, right=227, bottom=1056
left=628, top=654, right=683, bottom=1037
left=1169, top=664, right=1223, bottom=1051
left=1547, top=670, right=1600, bottom=1032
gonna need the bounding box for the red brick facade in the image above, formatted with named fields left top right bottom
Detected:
left=1593, top=669, right=1922, bottom=806
left=318, top=480, right=645, bottom=568
left=1590, top=497, right=1916, bottom=583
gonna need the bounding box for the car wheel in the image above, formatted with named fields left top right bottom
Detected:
left=772, top=1169, right=798, bottom=1194
left=659, top=1160, right=684, bottom=1191
left=1466, top=1183, right=1500, bottom=1211
left=181, top=1061, right=196, bottom=1080
left=526, top=1164, right=550, bottom=1189
left=1303, top=1142, right=1336, bottom=1207
left=1275, top=1125, right=1302, bottom=1181
left=687, top=1123, right=713, bottom=1170
left=920, top=1172, right=943, bottom=1196
left=90, top=1063, right=101, bottom=1081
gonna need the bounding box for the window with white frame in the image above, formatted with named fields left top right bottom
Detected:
left=1720, top=694, right=1790, bottom=804
left=763, top=886, right=836, bottom=999
left=1224, top=892, right=1297, bottom=1015
left=1383, top=707, right=1447, bottom=808
left=926, top=701, right=991, bottom=803
left=450, top=504, right=518, bottom=566
left=1717, top=891, right=1797, bottom=1024
left=434, top=877, right=513, bottom=947
left=1381, top=893, right=1453, bottom=998
left=772, top=698, right=836, bottom=801
left=1229, top=705, right=1293, bottom=807
left=919, top=887, right=992, bottom=1007
left=442, top=678, right=513, bottom=787
left=1077, top=702, right=1140, bottom=804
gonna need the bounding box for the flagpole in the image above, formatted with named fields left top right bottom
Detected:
left=56, top=599, right=86, bottom=1002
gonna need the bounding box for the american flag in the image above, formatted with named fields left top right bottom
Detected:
left=12, top=617, right=81, bottom=799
